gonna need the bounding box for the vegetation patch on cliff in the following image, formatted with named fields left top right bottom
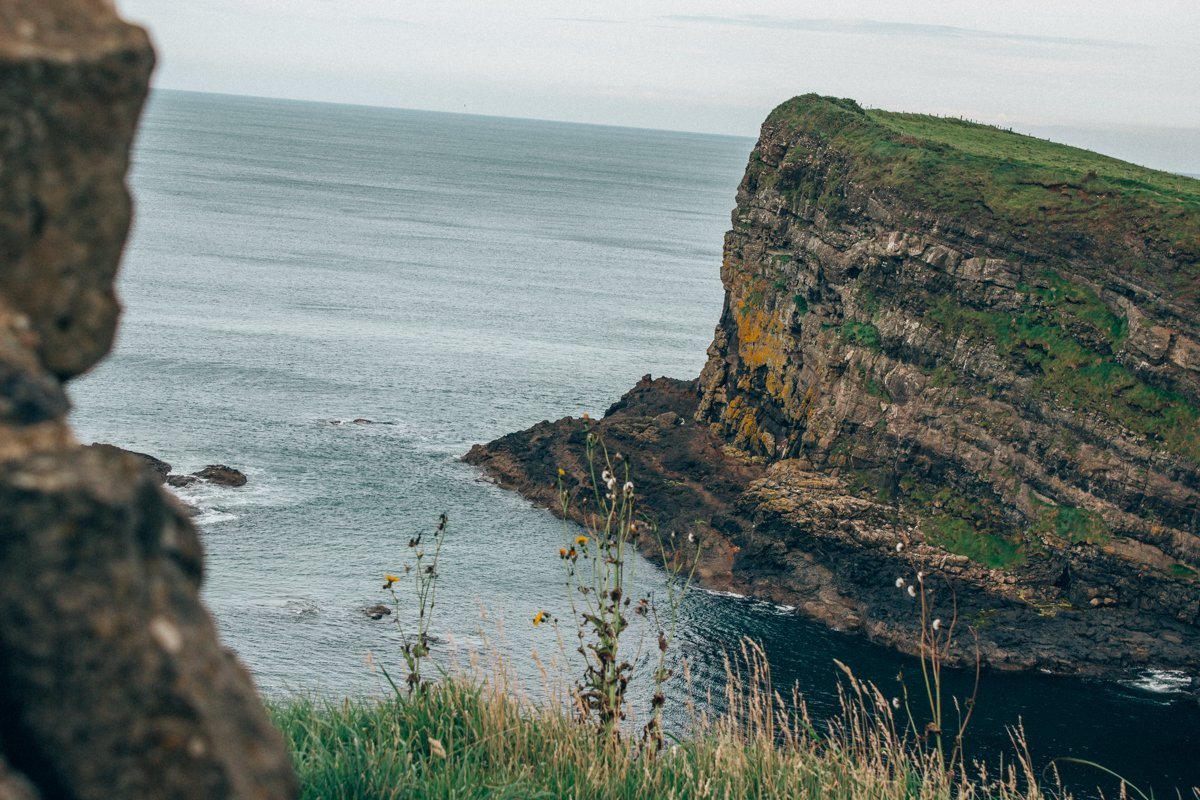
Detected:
left=1030, top=502, right=1113, bottom=546
left=764, top=95, right=1200, bottom=304
left=924, top=292, right=1200, bottom=463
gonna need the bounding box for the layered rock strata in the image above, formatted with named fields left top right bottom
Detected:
left=0, top=3, right=297, bottom=797
left=467, top=95, right=1200, bottom=676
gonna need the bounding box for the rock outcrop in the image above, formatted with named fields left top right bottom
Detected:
left=0, top=2, right=297, bottom=797
left=190, top=464, right=248, bottom=487
left=467, top=95, right=1200, bottom=677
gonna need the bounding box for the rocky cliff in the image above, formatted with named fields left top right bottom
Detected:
left=467, top=95, right=1200, bottom=676
left=0, top=2, right=296, bottom=797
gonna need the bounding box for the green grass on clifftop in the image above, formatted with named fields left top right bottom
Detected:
left=270, top=679, right=1052, bottom=800
left=764, top=95, right=1200, bottom=305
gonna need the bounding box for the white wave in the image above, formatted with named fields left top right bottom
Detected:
left=193, top=508, right=238, bottom=526
left=701, top=588, right=747, bottom=600
left=167, top=469, right=304, bottom=530
left=1127, top=669, right=1193, bottom=694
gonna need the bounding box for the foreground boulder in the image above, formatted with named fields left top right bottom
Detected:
left=0, top=2, right=297, bottom=797
left=468, top=95, right=1200, bottom=677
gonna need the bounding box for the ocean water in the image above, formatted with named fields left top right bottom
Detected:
left=71, top=90, right=1198, bottom=794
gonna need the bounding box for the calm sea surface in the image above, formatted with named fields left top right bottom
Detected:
left=71, top=90, right=1198, bottom=794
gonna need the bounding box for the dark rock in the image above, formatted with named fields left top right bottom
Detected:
left=0, top=359, right=69, bottom=424
left=0, top=448, right=297, bottom=798
left=193, top=465, right=247, bottom=487
left=167, top=474, right=199, bottom=488
left=86, top=443, right=171, bottom=482
left=0, top=1, right=155, bottom=380
left=364, top=604, right=392, bottom=620
left=0, top=2, right=298, bottom=796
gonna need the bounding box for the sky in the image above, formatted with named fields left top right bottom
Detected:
left=117, top=1, right=1200, bottom=173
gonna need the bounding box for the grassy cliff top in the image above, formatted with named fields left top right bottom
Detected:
left=764, top=95, right=1200, bottom=304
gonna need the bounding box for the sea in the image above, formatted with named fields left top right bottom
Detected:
left=70, top=89, right=1199, bottom=794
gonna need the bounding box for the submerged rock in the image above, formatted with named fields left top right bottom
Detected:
left=364, top=604, right=392, bottom=620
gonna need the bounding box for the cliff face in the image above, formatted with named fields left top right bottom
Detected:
left=468, top=95, right=1200, bottom=676
left=0, top=3, right=297, bottom=797
left=694, top=94, right=1199, bottom=643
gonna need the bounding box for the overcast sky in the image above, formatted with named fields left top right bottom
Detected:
left=118, top=1, right=1200, bottom=172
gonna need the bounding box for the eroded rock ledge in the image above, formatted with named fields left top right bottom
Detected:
left=466, top=95, right=1200, bottom=679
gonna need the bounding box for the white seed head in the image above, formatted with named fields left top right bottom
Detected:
left=907, top=585, right=917, bottom=598
left=932, top=618, right=942, bottom=631
left=896, top=542, right=904, bottom=552
left=601, top=469, right=612, bottom=482
left=688, top=532, right=696, bottom=544
left=892, top=697, right=901, bottom=709
left=623, top=481, right=634, bottom=496
left=895, top=577, right=905, bottom=589
left=917, top=570, right=925, bottom=582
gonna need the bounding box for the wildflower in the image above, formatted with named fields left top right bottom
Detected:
left=383, top=574, right=400, bottom=588
left=575, top=535, right=589, bottom=546
left=601, top=469, right=612, bottom=483
left=581, top=412, right=591, bottom=421
left=892, top=697, right=901, bottom=709
left=687, top=532, right=695, bottom=544
left=559, top=547, right=567, bottom=558
left=533, top=610, right=546, bottom=627
left=895, top=577, right=905, bottom=588
left=896, top=542, right=904, bottom=552
left=557, top=468, right=566, bottom=477
left=568, top=548, right=577, bottom=560
left=623, top=481, right=634, bottom=496
left=932, top=618, right=942, bottom=631
left=907, top=584, right=917, bottom=597
left=628, top=521, right=638, bottom=533
left=917, top=570, right=925, bottom=582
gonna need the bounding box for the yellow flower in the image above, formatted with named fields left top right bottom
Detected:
left=557, top=468, right=566, bottom=477
left=383, top=574, right=400, bottom=588
left=575, top=535, right=589, bottom=546
left=533, top=610, right=546, bottom=627
left=559, top=547, right=567, bottom=558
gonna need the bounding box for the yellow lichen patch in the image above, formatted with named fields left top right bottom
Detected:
left=736, top=307, right=788, bottom=371
left=765, top=369, right=784, bottom=398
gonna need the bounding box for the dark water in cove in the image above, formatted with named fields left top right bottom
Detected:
left=71, top=90, right=1198, bottom=794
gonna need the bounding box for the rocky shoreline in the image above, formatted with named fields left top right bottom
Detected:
left=465, top=376, right=1200, bottom=679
